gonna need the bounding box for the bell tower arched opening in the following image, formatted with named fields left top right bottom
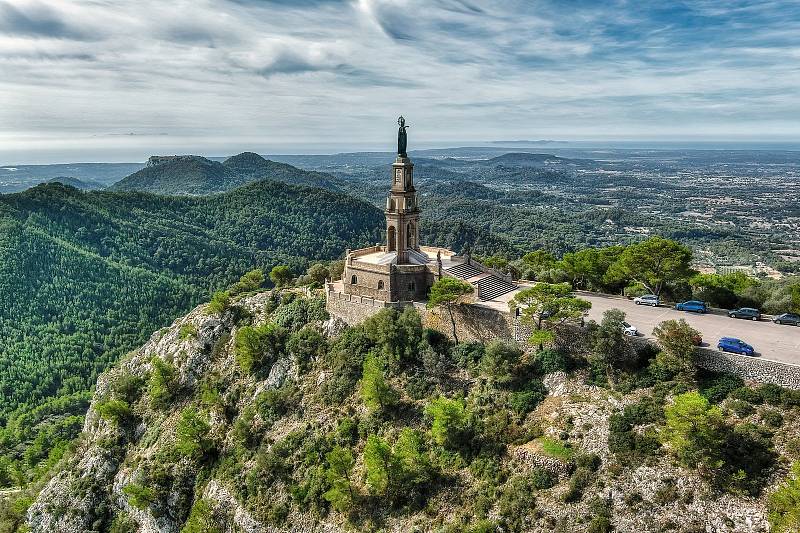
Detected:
left=388, top=225, right=397, bottom=252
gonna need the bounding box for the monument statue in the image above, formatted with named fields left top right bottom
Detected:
left=397, top=115, right=409, bottom=157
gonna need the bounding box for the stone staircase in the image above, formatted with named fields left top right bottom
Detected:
left=444, top=262, right=517, bottom=301
left=476, top=275, right=517, bottom=301
left=445, top=262, right=484, bottom=280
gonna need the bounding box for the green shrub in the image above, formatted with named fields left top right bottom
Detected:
left=730, top=386, right=763, bottom=404
left=175, top=408, right=214, bottom=459
left=109, top=372, right=145, bottom=403
left=255, top=383, right=298, bottom=425
left=426, top=396, right=468, bottom=449
left=761, top=408, right=784, bottom=428
left=123, top=483, right=156, bottom=509
left=181, top=499, right=221, bottom=533
left=728, top=399, right=754, bottom=418
left=768, top=462, right=800, bottom=532
left=207, top=291, right=230, bottom=314
left=95, top=398, right=132, bottom=427
left=229, top=269, right=265, bottom=296
left=148, top=357, right=178, bottom=409
left=234, top=323, right=287, bottom=374
left=576, top=452, right=601, bottom=472
left=528, top=467, right=558, bottom=490
left=662, top=392, right=725, bottom=470
left=179, top=323, right=198, bottom=340
left=451, top=342, right=485, bottom=372
left=469, top=455, right=507, bottom=485
left=269, top=265, right=293, bottom=287
left=481, top=340, right=523, bottom=383
left=587, top=496, right=613, bottom=532
left=287, top=326, right=326, bottom=372
left=534, top=349, right=569, bottom=375
left=699, top=371, right=744, bottom=404
left=563, top=468, right=592, bottom=502
left=360, top=350, right=398, bottom=412
left=785, top=438, right=800, bottom=459
left=508, top=381, right=547, bottom=417
left=110, top=512, right=137, bottom=533
left=272, top=295, right=328, bottom=332
left=498, top=474, right=538, bottom=531
left=321, top=326, right=373, bottom=404
left=334, top=416, right=358, bottom=446
left=757, top=384, right=785, bottom=405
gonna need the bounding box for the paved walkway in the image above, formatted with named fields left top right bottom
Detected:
left=579, top=292, right=800, bottom=366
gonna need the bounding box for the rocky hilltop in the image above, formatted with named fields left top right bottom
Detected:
left=111, top=152, right=344, bottom=195
left=25, top=289, right=800, bottom=532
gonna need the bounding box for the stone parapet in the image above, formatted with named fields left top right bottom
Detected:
left=695, top=348, right=800, bottom=390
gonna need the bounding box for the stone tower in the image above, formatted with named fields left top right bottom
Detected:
left=385, top=148, right=420, bottom=263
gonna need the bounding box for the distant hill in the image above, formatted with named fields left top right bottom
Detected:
left=46, top=176, right=105, bottom=190
left=486, top=152, right=567, bottom=166
left=0, top=180, right=382, bottom=473
left=111, top=152, right=345, bottom=195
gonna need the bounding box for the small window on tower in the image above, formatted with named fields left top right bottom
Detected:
left=351, top=275, right=358, bottom=285
left=395, top=169, right=402, bottom=182
left=378, top=280, right=384, bottom=290
left=408, top=282, right=415, bottom=291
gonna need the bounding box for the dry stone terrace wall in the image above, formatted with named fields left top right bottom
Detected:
left=696, top=348, right=800, bottom=390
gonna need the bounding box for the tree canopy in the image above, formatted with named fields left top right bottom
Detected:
left=427, top=277, right=474, bottom=343
left=607, top=236, right=694, bottom=297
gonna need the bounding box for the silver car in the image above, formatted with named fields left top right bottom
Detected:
left=634, top=294, right=660, bottom=306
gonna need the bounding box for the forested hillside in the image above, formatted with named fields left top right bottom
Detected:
left=0, top=181, right=382, bottom=484
left=19, top=290, right=800, bottom=532
left=111, top=152, right=345, bottom=195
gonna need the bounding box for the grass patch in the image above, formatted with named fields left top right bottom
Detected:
left=538, top=436, right=574, bottom=461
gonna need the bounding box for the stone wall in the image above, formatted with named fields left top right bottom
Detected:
left=424, top=303, right=516, bottom=344
left=695, top=348, right=800, bottom=390
left=327, top=286, right=514, bottom=343
left=327, top=288, right=800, bottom=391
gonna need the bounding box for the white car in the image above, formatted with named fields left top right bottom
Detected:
left=622, top=322, right=638, bottom=336
left=634, top=294, right=660, bottom=306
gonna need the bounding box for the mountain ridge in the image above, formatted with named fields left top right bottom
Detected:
left=111, top=152, right=345, bottom=195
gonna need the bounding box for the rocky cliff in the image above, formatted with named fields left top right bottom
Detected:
left=27, top=291, right=298, bottom=532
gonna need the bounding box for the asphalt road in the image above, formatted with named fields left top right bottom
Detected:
left=579, top=292, right=800, bottom=366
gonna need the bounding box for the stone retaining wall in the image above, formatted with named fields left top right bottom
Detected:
left=326, top=287, right=513, bottom=343
left=695, top=348, right=800, bottom=390
left=327, top=287, right=800, bottom=390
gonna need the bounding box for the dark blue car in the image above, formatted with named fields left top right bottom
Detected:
left=675, top=300, right=708, bottom=313
left=717, top=337, right=755, bottom=356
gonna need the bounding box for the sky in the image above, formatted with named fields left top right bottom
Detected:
left=2, top=0, right=800, bottom=163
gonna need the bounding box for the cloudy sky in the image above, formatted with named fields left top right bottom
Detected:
left=2, top=0, right=800, bottom=162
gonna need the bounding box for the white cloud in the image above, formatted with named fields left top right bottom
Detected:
left=1, top=0, right=799, bottom=162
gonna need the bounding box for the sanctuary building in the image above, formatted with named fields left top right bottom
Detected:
left=329, top=117, right=519, bottom=317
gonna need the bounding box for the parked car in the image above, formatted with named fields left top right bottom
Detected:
left=773, top=313, right=800, bottom=326
left=634, top=294, right=660, bottom=306
left=717, top=337, right=755, bottom=356
left=622, top=322, right=638, bottom=336
left=728, top=307, right=761, bottom=321
left=675, top=300, right=707, bottom=313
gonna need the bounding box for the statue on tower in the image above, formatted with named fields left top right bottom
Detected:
left=397, top=115, right=409, bottom=158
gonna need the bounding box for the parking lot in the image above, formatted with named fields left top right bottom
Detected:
left=580, top=292, right=800, bottom=366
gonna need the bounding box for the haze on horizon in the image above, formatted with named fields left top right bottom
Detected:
left=2, top=0, right=800, bottom=164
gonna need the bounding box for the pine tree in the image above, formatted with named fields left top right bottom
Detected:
left=364, top=434, right=397, bottom=496
left=323, top=446, right=356, bottom=511
left=360, top=351, right=397, bottom=412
